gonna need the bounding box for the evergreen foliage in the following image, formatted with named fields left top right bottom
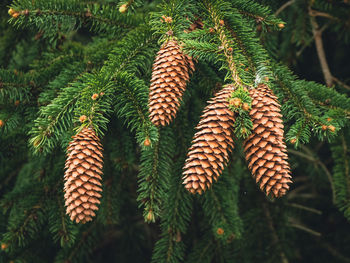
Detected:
left=1, top=0, right=350, bottom=262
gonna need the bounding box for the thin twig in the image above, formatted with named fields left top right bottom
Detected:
left=288, top=203, right=322, bottom=214
left=289, top=148, right=336, bottom=204
left=275, top=0, right=295, bottom=16
left=262, top=202, right=290, bottom=263
left=287, top=184, right=312, bottom=200
left=289, top=222, right=322, bottom=236
left=292, top=176, right=310, bottom=182
left=296, top=23, right=330, bottom=57
left=309, top=8, right=333, bottom=87
left=0, top=166, right=23, bottom=191
left=309, top=9, right=339, bottom=21
left=319, top=241, right=350, bottom=263
left=333, top=76, right=350, bottom=90
left=288, top=218, right=322, bottom=237
left=289, top=149, right=315, bottom=162
left=289, top=193, right=318, bottom=199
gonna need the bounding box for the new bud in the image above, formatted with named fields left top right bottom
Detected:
left=119, top=4, right=128, bottom=13
left=229, top=97, right=242, bottom=108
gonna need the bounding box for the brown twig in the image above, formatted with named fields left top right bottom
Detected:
left=307, top=8, right=347, bottom=88
left=309, top=10, right=333, bottom=87
left=333, top=76, right=350, bottom=90
left=319, top=240, right=350, bottom=263
left=289, top=148, right=336, bottom=204
left=262, top=202, right=290, bottom=263
left=287, top=184, right=312, bottom=200
left=275, top=0, right=295, bottom=16
left=288, top=218, right=322, bottom=237
left=288, top=202, right=322, bottom=214
left=291, top=193, right=318, bottom=200
left=309, top=9, right=339, bottom=21
left=296, top=23, right=329, bottom=57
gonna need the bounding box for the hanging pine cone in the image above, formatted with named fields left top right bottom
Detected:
left=243, top=84, right=292, bottom=197
left=183, top=84, right=236, bottom=194
left=149, top=40, right=194, bottom=126
left=64, top=127, right=103, bottom=223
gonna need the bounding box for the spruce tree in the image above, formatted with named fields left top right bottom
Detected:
left=1, top=0, right=350, bottom=262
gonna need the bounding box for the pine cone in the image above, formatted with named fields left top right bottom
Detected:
left=183, top=84, right=236, bottom=194
left=149, top=40, right=194, bottom=126
left=64, top=127, right=103, bottom=223
left=244, top=84, right=292, bottom=197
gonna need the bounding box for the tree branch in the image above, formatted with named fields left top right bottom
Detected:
left=333, top=76, right=350, bottom=91
left=262, top=202, right=289, bottom=263
left=309, top=9, right=333, bottom=87
left=288, top=203, right=322, bottom=215
left=275, top=0, right=295, bottom=16
left=319, top=241, right=350, bottom=263
left=309, top=9, right=339, bottom=21
left=288, top=218, right=322, bottom=236
left=289, top=148, right=336, bottom=204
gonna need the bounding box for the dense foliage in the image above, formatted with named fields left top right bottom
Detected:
left=0, top=0, right=350, bottom=262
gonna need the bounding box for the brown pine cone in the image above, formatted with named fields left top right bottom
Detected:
left=244, top=84, right=292, bottom=197
left=64, top=127, right=103, bottom=223
left=149, top=40, right=194, bottom=126
left=183, top=84, right=236, bottom=194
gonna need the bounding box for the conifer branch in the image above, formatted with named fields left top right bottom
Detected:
left=186, top=235, right=215, bottom=263
left=65, top=222, right=98, bottom=262
left=232, top=0, right=284, bottom=27
left=1, top=0, right=349, bottom=261
left=310, top=98, right=350, bottom=118
left=138, top=128, right=174, bottom=223
left=151, top=160, right=192, bottom=263
left=48, top=194, right=76, bottom=247
left=200, top=167, right=242, bottom=242
left=9, top=0, right=143, bottom=37
left=331, top=132, right=350, bottom=221
left=206, top=1, right=243, bottom=86
left=29, top=9, right=129, bottom=27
